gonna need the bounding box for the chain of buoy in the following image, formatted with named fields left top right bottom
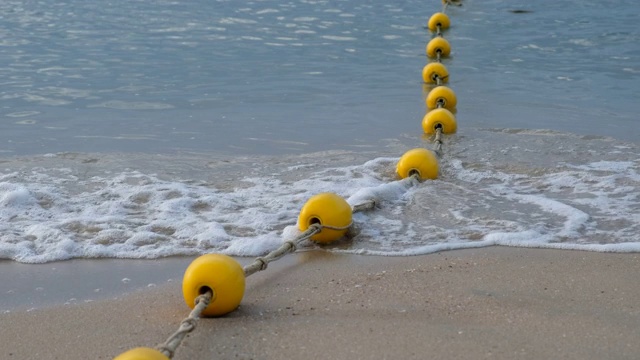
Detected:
left=155, top=224, right=321, bottom=358
left=423, top=0, right=460, bottom=156
left=114, top=3, right=457, bottom=359
left=157, top=291, right=211, bottom=358
left=143, top=199, right=382, bottom=359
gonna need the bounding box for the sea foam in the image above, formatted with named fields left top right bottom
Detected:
left=1, top=131, right=639, bottom=263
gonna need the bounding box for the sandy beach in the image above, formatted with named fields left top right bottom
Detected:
left=1, top=247, right=639, bottom=360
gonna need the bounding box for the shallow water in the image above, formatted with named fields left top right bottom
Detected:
left=1, top=129, right=638, bottom=263
left=0, top=0, right=639, bottom=263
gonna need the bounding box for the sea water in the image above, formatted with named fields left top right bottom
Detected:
left=0, top=0, right=639, bottom=263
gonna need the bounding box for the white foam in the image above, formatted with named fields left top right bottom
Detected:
left=321, top=35, right=357, bottom=41
left=347, top=176, right=417, bottom=207
left=219, top=17, right=257, bottom=25
left=1, top=133, right=639, bottom=263
left=87, top=101, right=174, bottom=110
left=568, top=38, right=594, bottom=46
left=255, top=9, right=279, bottom=15
left=505, top=193, right=590, bottom=237
left=293, top=17, right=318, bottom=22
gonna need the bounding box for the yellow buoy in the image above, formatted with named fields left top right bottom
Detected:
left=113, top=347, right=169, bottom=360
left=427, top=12, right=450, bottom=32
left=298, top=192, right=352, bottom=244
left=182, top=254, right=245, bottom=317
left=422, top=62, right=449, bottom=84
left=426, top=37, right=451, bottom=58
left=426, top=86, right=457, bottom=110
left=422, top=108, right=457, bottom=134
left=396, top=148, right=439, bottom=180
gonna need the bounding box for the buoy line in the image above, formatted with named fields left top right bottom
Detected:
left=113, top=1, right=461, bottom=359
left=423, top=0, right=459, bottom=157
left=156, top=197, right=380, bottom=358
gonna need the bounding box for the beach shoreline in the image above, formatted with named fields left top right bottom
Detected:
left=2, top=247, right=639, bottom=359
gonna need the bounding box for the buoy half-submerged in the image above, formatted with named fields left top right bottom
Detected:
left=298, top=193, right=352, bottom=244
left=396, top=148, right=439, bottom=181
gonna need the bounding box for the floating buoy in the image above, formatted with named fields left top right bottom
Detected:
left=422, top=108, right=457, bottom=134
left=298, top=192, right=352, bottom=244
left=426, top=37, right=451, bottom=58
left=396, top=148, right=439, bottom=180
left=426, top=86, right=457, bottom=110
left=428, top=12, right=450, bottom=32
left=113, top=347, right=169, bottom=360
left=422, top=62, right=449, bottom=84
left=182, top=254, right=245, bottom=317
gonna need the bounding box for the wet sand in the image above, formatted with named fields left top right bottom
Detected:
left=1, top=247, right=640, bottom=360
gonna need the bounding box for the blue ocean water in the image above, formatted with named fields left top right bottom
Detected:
left=0, top=0, right=639, bottom=263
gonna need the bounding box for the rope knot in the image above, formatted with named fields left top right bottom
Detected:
left=255, top=257, right=268, bottom=271
left=284, top=240, right=298, bottom=252
left=180, top=317, right=197, bottom=331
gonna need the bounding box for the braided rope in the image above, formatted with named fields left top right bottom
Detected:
left=434, top=74, right=444, bottom=86
left=243, top=225, right=321, bottom=277
left=352, top=199, right=376, bottom=213
left=433, top=126, right=444, bottom=156
left=158, top=291, right=212, bottom=358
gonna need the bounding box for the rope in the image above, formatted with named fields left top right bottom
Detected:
left=434, top=74, right=443, bottom=86
left=433, top=126, right=444, bottom=156
left=158, top=291, right=212, bottom=358
left=243, top=224, right=321, bottom=277
left=352, top=199, right=376, bottom=213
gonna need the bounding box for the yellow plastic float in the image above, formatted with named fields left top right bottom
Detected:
left=298, top=192, right=352, bottom=244
left=422, top=108, right=457, bottom=134
left=426, top=86, right=457, bottom=110
left=113, top=347, right=169, bottom=360
left=182, top=253, right=245, bottom=317
left=396, top=148, right=439, bottom=180
left=427, top=12, right=450, bottom=32
left=422, top=62, right=449, bottom=84
left=426, top=37, right=451, bottom=58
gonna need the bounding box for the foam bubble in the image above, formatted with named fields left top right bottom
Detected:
left=87, top=101, right=174, bottom=110
left=321, top=35, right=357, bottom=41
left=0, top=131, right=639, bottom=263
